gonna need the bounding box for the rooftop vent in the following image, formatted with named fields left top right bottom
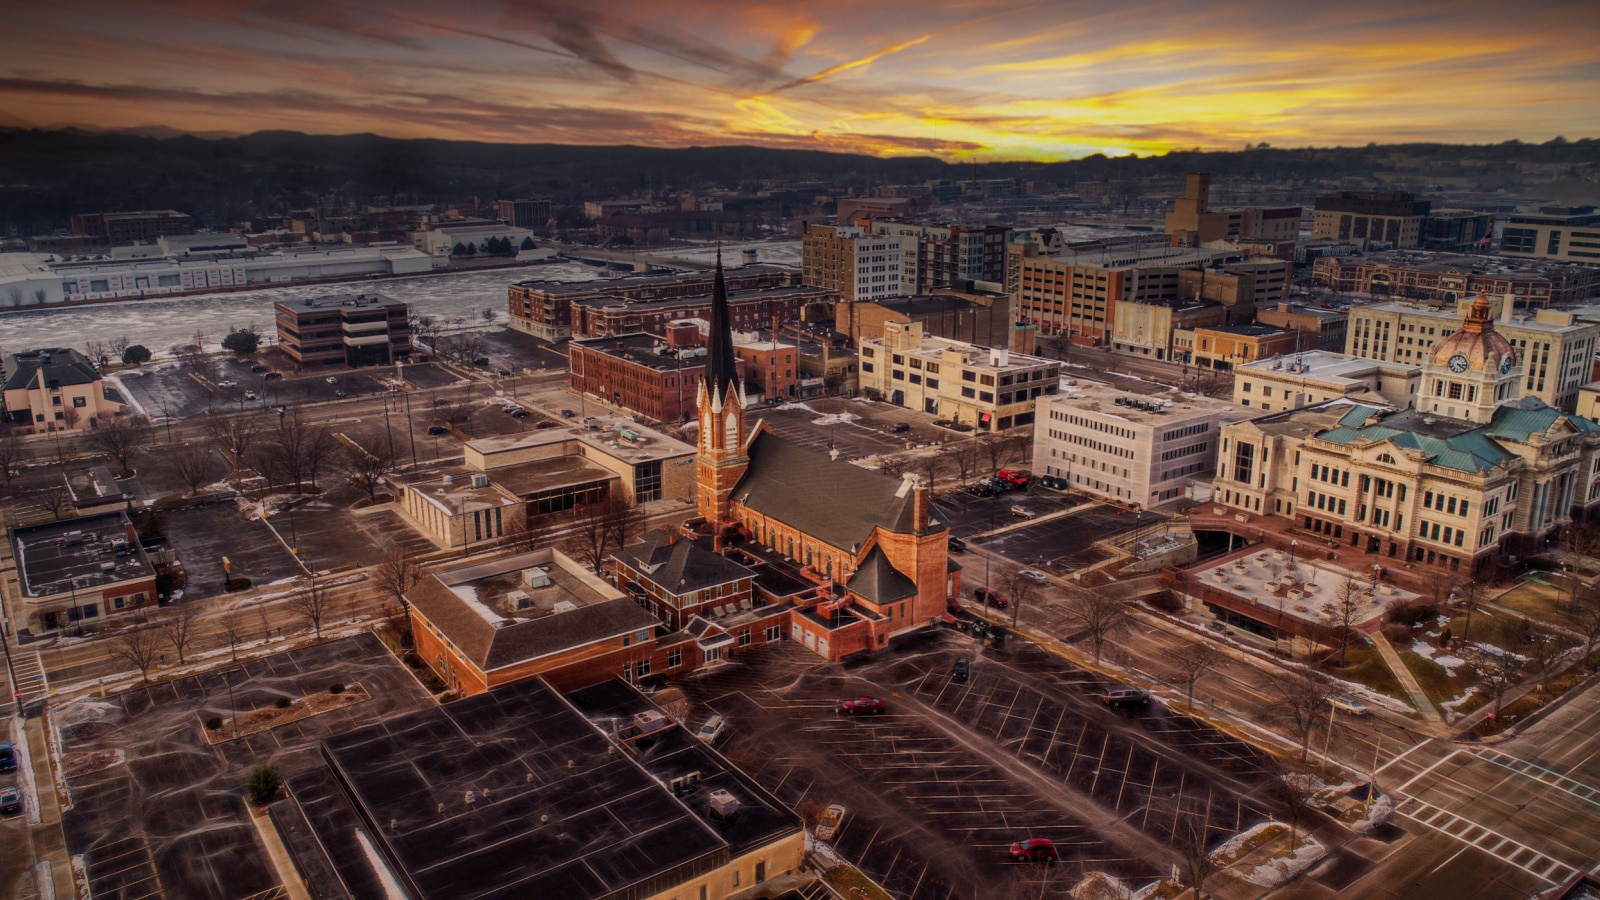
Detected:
left=708, top=789, right=741, bottom=819
left=507, top=589, right=531, bottom=610
left=522, top=567, right=552, bottom=588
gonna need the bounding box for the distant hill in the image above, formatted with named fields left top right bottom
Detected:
left=0, top=127, right=1595, bottom=235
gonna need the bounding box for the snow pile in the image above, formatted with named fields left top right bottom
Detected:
left=1349, top=792, right=1396, bottom=835
left=1411, top=640, right=1466, bottom=675
left=775, top=402, right=815, bottom=413
left=52, top=697, right=124, bottom=729
left=812, top=412, right=859, bottom=426
left=1073, top=872, right=1135, bottom=900
left=1240, top=833, right=1326, bottom=887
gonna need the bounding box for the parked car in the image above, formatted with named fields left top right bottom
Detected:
left=890, top=423, right=910, bottom=433
left=506, top=406, right=529, bottom=417
left=427, top=425, right=450, bottom=436
left=996, top=469, right=1029, bottom=487
left=1018, top=568, right=1048, bottom=583
left=1010, top=506, right=1037, bottom=519
left=953, top=658, right=970, bottom=682
left=561, top=408, right=576, bottom=417
left=0, top=785, right=19, bottom=816
left=250, top=364, right=269, bottom=373
left=838, top=696, right=886, bottom=715
left=974, top=588, right=1009, bottom=609
left=816, top=804, right=846, bottom=841
left=1009, top=837, right=1057, bottom=862
left=535, top=419, right=559, bottom=429
left=696, top=715, right=726, bottom=743
left=0, top=741, right=14, bottom=773
left=1328, top=695, right=1369, bottom=716
left=263, top=372, right=283, bottom=381
left=335, top=390, right=348, bottom=398
left=948, top=536, right=967, bottom=553
left=1102, top=686, right=1151, bottom=707
left=217, top=379, right=237, bottom=388
left=243, top=391, right=257, bottom=401
left=324, top=376, right=338, bottom=384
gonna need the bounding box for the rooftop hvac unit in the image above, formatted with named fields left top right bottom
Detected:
left=471, top=473, right=490, bottom=488
left=708, top=789, right=741, bottom=819
left=100, top=561, right=115, bottom=573
left=507, top=589, right=531, bottom=610
left=551, top=600, right=578, bottom=614
left=523, top=567, right=553, bottom=588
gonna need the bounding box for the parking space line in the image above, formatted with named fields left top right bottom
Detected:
left=1375, top=737, right=1435, bottom=777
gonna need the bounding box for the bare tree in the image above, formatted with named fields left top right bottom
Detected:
left=504, top=512, right=565, bottom=554
left=1002, top=568, right=1043, bottom=631
left=979, top=434, right=1024, bottom=475
left=1457, top=580, right=1482, bottom=644
left=1172, top=801, right=1219, bottom=900
left=1524, top=623, right=1563, bottom=692
left=111, top=334, right=130, bottom=359
left=218, top=610, right=248, bottom=663
left=0, top=427, right=27, bottom=487
left=163, top=442, right=224, bottom=496
left=160, top=604, right=198, bottom=666
left=942, top=441, right=979, bottom=486
left=1332, top=575, right=1365, bottom=666
left=204, top=413, right=260, bottom=470
left=1270, top=671, right=1331, bottom=763
left=876, top=455, right=909, bottom=480
left=32, top=473, right=73, bottom=521
left=339, top=431, right=396, bottom=500
left=1170, top=642, right=1224, bottom=710
left=914, top=454, right=945, bottom=493
left=84, top=414, right=152, bottom=476
left=1063, top=589, right=1133, bottom=665
left=251, top=408, right=336, bottom=492
left=1273, top=765, right=1319, bottom=853
left=288, top=572, right=334, bottom=640
left=372, top=546, right=425, bottom=619
left=1567, top=583, right=1600, bottom=662
left=1475, top=651, right=1523, bottom=720
left=111, top=624, right=164, bottom=684
left=566, top=492, right=643, bottom=575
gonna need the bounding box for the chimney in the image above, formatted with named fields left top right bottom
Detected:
left=913, top=482, right=930, bottom=533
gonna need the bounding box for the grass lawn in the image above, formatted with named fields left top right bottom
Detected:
left=1491, top=580, right=1573, bottom=623
left=1395, top=643, right=1476, bottom=706
left=1324, top=639, right=1407, bottom=702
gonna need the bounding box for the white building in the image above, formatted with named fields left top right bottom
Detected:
left=1034, top=384, right=1249, bottom=509
left=1235, top=351, right=1421, bottom=413
left=800, top=224, right=907, bottom=303
left=46, top=244, right=433, bottom=304
left=412, top=224, right=538, bottom=258
left=859, top=321, right=1058, bottom=431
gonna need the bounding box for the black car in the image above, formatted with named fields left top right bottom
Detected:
left=250, top=364, right=269, bottom=373
left=0, top=741, right=14, bottom=773
left=262, top=372, right=283, bottom=380
left=891, top=423, right=910, bottom=433
left=953, top=658, right=969, bottom=682
left=948, top=536, right=966, bottom=552
left=427, top=425, right=450, bottom=436
left=0, top=786, right=19, bottom=816
left=508, top=408, right=529, bottom=418
left=561, top=409, right=576, bottom=418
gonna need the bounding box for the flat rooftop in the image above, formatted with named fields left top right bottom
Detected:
left=1043, top=383, right=1241, bottom=424
left=293, top=677, right=796, bottom=900
left=13, top=511, right=152, bottom=597
left=276, top=292, right=405, bottom=312
left=513, top=264, right=797, bottom=295
left=1338, top=250, right=1600, bottom=277
left=469, top=416, right=694, bottom=463
left=1243, top=398, right=1385, bottom=439
left=484, top=456, right=618, bottom=498
left=1189, top=547, right=1416, bottom=631
left=1238, top=350, right=1418, bottom=384
left=572, top=284, right=823, bottom=313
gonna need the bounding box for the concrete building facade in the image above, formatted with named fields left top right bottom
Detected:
left=1164, top=173, right=1301, bottom=259
left=867, top=221, right=1011, bottom=293
left=2, top=348, right=126, bottom=433
left=274, top=293, right=412, bottom=368
left=801, top=224, right=907, bottom=302
left=1500, top=206, right=1600, bottom=264
left=506, top=265, right=807, bottom=342
left=1311, top=251, right=1600, bottom=308
left=858, top=321, right=1059, bottom=430
left=1234, top=351, right=1420, bottom=413
left=1312, top=191, right=1431, bottom=248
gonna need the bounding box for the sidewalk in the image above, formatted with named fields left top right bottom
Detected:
left=23, top=715, right=74, bottom=900
left=1368, top=631, right=1445, bottom=729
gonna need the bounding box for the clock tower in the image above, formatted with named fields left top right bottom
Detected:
left=1420, top=290, right=1518, bottom=424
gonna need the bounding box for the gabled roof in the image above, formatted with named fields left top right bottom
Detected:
left=3, top=348, right=100, bottom=393
left=1315, top=406, right=1532, bottom=473
left=613, top=529, right=752, bottom=595
left=1484, top=399, right=1600, bottom=443
left=844, top=546, right=917, bottom=604
left=734, top=430, right=926, bottom=552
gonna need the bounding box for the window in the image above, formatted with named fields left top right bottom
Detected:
left=765, top=624, right=782, bottom=641
left=72, top=396, right=87, bottom=408
left=635, top=658, right=650, bottom=677
left=668, top=648, right=682, bottom=668
left=738, top=629, right=752, bottom=646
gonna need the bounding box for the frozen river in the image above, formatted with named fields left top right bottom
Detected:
left=0, top=239, right=800, bottom=357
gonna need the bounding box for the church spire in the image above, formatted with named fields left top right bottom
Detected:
left=704, top=244, right=738, bottom=400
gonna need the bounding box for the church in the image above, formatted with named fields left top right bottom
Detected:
left=613, top=253, right=959, bottom=662
left=1212, top=291, right=1600, bottom=575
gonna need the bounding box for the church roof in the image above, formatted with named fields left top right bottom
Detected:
left=613, top=529, right=753, bottom=595
left=733, top=430, right=923, bottom=552
left=845, top=546, right=918, bottom=604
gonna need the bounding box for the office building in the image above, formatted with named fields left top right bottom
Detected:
left=858, top=321, right=1058, bottom=431
left=2, top=348, right=126, bottom=433
left=1344, top=296, right=1600, bottom=411
left=1164, top=174, right=1301, bottom=258
left=1312, top=191, right=1431, bottom=248
left=70, top=210, right=193, bottom=246
left=801, top=224, right=907, bottom=302
left=1500, top=206, right=1600, bottom=264
left=1311, top=251, right=1600, bottom=308
left=48, top=244, right=433, bottom=305
left=1011, top=243, right=1227, bottom=344
left=1235, top=351, right=1420, bottom=412
left=1254, top=303, right=1349, bottom=352
left=1034, top=385, right=1245, bottom=509
left=1422, top=209, right=1496, bottom=252
left=412, top=223, right=537, bottom=257
left=836, top=291, right=1013, bottom=351
left=569, top=332, right=741, bottom=423
left=1184, top=324, right=1300, bottom=370
left=495, top=198, right=552, bottom=230
left=867, top=221, right=1011, bottom=293
left=274, top=293, right=412, bottom=368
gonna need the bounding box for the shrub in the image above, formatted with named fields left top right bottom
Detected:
left=247, top=765, right=283, bottom=806
left=274, top=696, right=292, bottom=709
left=205, top=716, right=223, bottom=731
left=1439, top=627, right=1452, bottom=647
left=329, top=683, right=345, bottom=695
left=1396, top=604, right=1438, bottom=628
left=223, top=577, right=252, bottom=592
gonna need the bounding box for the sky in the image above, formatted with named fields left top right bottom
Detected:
left=2, top=0, right=1597, bottom=161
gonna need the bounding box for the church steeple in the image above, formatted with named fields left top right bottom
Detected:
left=704, top=246, right=739, bottom=401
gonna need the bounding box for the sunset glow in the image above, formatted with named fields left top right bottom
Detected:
left=2, top=0, right=1595, bottom=160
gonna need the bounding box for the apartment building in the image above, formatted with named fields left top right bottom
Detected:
left=835, top=292, right=1013, bottom=351
left=507, top=265, right=805, bottom=341
left=1034, top=385, right=1244, bottom=509
left=732, top=332, right=800, bottom=401
left=801, top=224, right=907, bottom=302
left=1164, top=173, right=1301, bottom=258
left=1312, top=251, right=1600, bottom=308
left=1011, top=243, right=1224, bottom=344
left=867, top=221, right=1011, bottom=293
left=1312, top=191, right=1431, bottom=248
left=1344, top=296, right=1600, bottom=411
left=858, top=321, right=1058, bottom=431
left=274, top=293, right=411, bottom=368
left=70, top=210, right=194, bottom=245
left=2, top=348, right=126, bottom=433
left=1234, top=351, right=1420, bottom=412
left=1500, top=206, right=1600, bottom=264
left=1422, top=209, right=1496, bottom=252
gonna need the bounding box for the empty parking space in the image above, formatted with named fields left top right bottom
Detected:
left=160, top=498, right=303, bottom=596
left=677, top=630, right=1279, bottom=898
left=981, top=505, right=1169, bottom=571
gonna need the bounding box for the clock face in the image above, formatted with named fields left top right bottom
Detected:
left=1500, top=355, right=1513, bottom=375
left=1448, top=354, right=1469, bottom=373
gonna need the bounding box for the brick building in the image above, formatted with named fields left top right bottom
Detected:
left=70, top=210, right=193, bottom=246
left=506, top=265, right=810, bottom=341
left=11, top=511, right=158, bottom=632
left=1312, top=191, right=1430, bottom=248
left=1311, top=251, right=1600, bottom=308
left=569, top=332, right=744, bottom=423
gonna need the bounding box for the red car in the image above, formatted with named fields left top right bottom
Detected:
left=1009, top=837, right=1057, bottom=862
left=839, top=696, right=886, bottom=715
left=974, top=588, right=1009, bottom=609
left=996, top=469, right=1029, bottom=487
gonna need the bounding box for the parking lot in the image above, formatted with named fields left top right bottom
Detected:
left=750, top=399, right=947, bottom=461
left=980, top=504, right=1171, bottom=573
left=57, top=634, right=432, bottom=900
left=117, top=358, right=466, bottom=422
left=677, top=629, right=1281, bottom=898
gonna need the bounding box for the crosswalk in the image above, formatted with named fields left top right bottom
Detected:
left=1466, top=746, right=1600, bottom=809
left=1392, top=794, right=1578, bottom=884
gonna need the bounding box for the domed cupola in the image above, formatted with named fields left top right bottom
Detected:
left=1433, top=290, right=1516, bottom=377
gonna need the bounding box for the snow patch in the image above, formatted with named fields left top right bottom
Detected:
left=1240, top=833, right=1326, bottom=887
left=812, top=412, right=859, bottom=426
